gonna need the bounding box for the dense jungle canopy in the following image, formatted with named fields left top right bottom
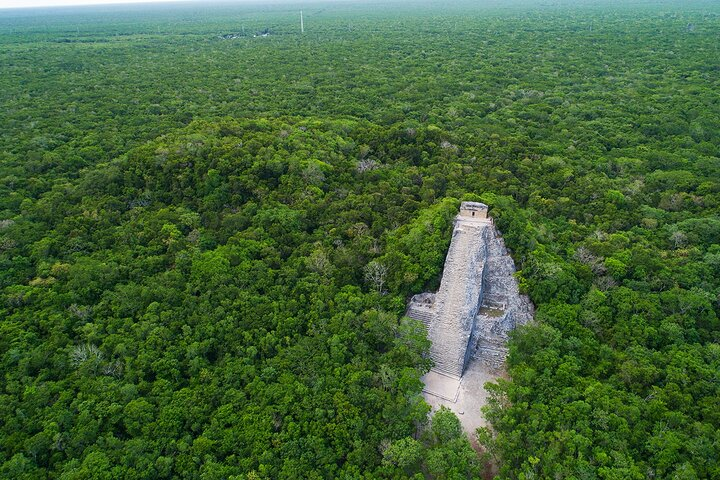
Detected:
left=1, top=0, right=719, bottom=478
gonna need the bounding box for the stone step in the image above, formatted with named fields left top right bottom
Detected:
left=429, top=222, right=486, bottom=378
left=407, top=308, right=434, bottom=327
left=482, top=294, right=509, bottom=309
left=430, top=361, right=463, bottom=379
left=475, top=344, right=508, bottom=355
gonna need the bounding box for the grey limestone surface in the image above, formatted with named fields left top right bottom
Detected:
left=427, top=217, right=490, bottom=377
left=421, top=370, right=462, bottom=402
left=421, top=358, right=499, bottom=435
left=407, top=207, right=533, bottom=434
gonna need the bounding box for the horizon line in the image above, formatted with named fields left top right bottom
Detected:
left=0, top=0, right=201, bottom=10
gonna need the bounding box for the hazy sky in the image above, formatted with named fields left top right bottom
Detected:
left=0, top=0, right=192, bottom=8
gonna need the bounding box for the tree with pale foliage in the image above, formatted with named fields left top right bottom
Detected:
left=364, top=260, right=388, bottom=294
